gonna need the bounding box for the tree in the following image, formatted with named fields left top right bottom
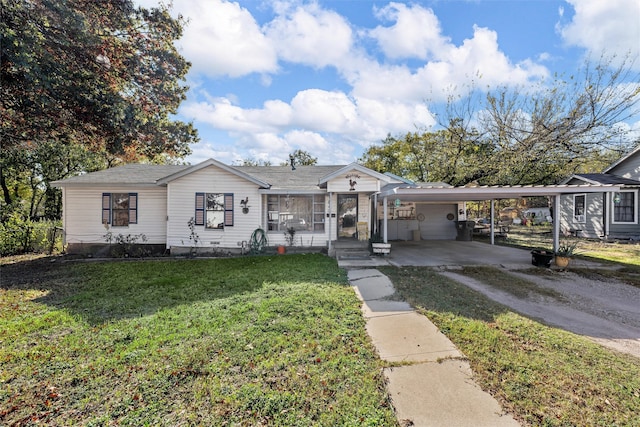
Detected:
left=235, top=158, right=273, bottom=166
left=1, top=0, right=198, bottom=219
left=362, top=54, right=639, bottom=186
left=281, top=149, right=318, bottom=167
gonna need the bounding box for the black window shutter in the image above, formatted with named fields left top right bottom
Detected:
left=195, top=193, right=205, bottom=225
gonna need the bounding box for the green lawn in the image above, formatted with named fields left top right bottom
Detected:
left=1, top=255, right=397, bottom=426
left=381, top=266, right=640, bottom=427
left=4, top=252, right=640, bottom=426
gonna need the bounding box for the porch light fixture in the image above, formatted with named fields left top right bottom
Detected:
left=240, top=197, right=250, bottom=214
left=614, top=193, right=621, bottom=204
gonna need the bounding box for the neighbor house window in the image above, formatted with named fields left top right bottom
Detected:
left=195, top=193, right=233, bottom=229
left=266, top=194, right=325, bottom=232
left=573, top=194, right=586, bottom=223
left=613, top=191, right=637, bottom=223
left=102, top=193, right=137, bottom=226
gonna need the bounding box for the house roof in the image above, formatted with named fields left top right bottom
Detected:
left=317, top=163, right=394, bottom=187
left=51, top=161, right=338, bottom=190
left=156, top=158, right=271, bottom=188
left=237, top=165, right=344, bottom=191
left=51, top=164, right=189, bottom=187
left=563, top=173, right=640, bottom=186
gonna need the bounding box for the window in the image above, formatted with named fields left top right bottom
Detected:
left=573, top=194, right=585, bottom=223
left=195, top=193, right=233, bottom=229
left=266, top=194, right=325, bottom=232
left=613, top=191, right=637, bottom=223
left=102, top=193, right=137, bottom=226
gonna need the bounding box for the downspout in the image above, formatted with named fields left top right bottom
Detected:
left=553, top=195, right=560, bottom=252
left=490, top=199, right=495, bottom=245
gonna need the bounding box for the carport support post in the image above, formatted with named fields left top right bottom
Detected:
left=553, top=195, right=560, bottom=252
left=490, top=199, right=495, bottom=245
left=383, top=196, right=388, bottom=243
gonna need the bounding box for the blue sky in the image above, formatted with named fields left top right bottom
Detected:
left=137, top=0, right=640, bottom=166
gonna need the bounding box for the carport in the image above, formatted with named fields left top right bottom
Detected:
left=375, top=183, right=621, bottom=252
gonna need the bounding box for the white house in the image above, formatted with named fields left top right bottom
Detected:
left=52, top=158, right=622, bottom=255
left=560, top=145, right=640, bottom=240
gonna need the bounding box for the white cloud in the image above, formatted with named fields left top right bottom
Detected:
left=265, top=2, right=353, bottom=68
left=181, top=97, right=292, bottom=133
left=369, top=3, right=449, bottom=60
left=559, top=0, right=640, bottom=68
left=175, top=0, right=278, bottom=77
left=351, top=25, right=548, bottom=102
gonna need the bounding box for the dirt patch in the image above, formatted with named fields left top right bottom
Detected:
left=440, top=268, right=640, bottom=358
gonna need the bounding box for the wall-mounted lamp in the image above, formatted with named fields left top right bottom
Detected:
left=240, top=197, right=250, bottom=214
left=613, top=193, right=621, bottom=204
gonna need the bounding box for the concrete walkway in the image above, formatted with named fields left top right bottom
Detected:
left=348, top=269, right=520, bottom=427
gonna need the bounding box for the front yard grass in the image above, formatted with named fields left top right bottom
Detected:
left=381, top=266, right=640, bottom=427
left=1, top=255, right=397, bottom=426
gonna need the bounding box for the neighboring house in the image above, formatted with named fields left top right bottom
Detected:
left=560, top=145, right=640, bottom=240
left=52, top=157, right=623, bottom=255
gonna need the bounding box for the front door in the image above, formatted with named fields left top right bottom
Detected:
left=338, top=194, right=358, bottom=239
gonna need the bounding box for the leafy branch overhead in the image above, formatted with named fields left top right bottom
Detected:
left=1, top=0, right=198, bottom=219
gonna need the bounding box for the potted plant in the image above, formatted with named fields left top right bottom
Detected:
left=554, top=240, right=579, bottom=268
left=531, top=248, right=554, bottom=268
left=370, top=232, right=391, bottom=255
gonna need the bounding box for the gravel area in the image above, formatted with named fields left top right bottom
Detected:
left=441, top=268, right=640, bottom=358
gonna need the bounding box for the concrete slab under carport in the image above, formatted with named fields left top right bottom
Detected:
left=385, top=240, right=534, bottom=268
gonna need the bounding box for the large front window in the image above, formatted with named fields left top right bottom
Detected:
left=267, top=194, right=325, bottom=232
left=613, top=191, right=637, bottom=223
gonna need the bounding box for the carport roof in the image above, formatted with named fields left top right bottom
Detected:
left=378, top=183, right=622, bottom=202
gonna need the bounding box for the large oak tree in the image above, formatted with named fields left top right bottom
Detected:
left=1, top=0, right=198, bottom=218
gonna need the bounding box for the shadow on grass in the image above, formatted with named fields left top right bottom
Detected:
left=1, top=254, right=346, bottom=325
left=379, top=265, right=509, bottom=323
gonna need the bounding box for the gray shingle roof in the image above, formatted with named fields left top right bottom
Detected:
left=234, top=165, right=344, bottom=191
left=574, top=173, right=640, bottom=186
left=51, top=164, right=189, bottom=186
left=51, top=163, right=346, bottom=190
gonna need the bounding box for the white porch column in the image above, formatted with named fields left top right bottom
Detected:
left=490, top=199, right=495, bottom=245
left=553, top=195, right=560, bottom=252
left=328, top=192, right=333, bottom=252
left=383, top=196, right=388, bottom=243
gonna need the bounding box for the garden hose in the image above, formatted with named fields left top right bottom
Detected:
left=249, top=227, right=268, bottom=254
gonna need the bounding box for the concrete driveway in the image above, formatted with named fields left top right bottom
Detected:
left=387, top=240, right=534, bottom=267
left=337, top=239, right=603, bottom=269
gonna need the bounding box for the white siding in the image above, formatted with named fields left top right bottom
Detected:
left=326, top=170, right=380, bottom=192
left=62, top=186, right=167, bottom=245
left=609, top=151, right=640, bottom=180
left=166, top=165, right=264, bottom=249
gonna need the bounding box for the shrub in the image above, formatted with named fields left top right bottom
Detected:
left=0, top=213, right=63, bottom=256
